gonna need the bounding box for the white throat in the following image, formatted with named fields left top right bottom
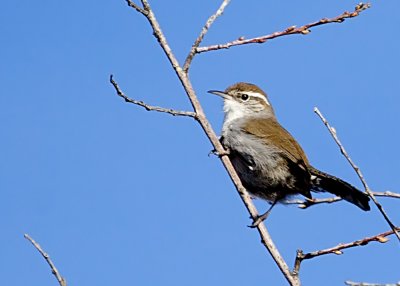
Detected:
left=222, top=99, right=247, bottom=134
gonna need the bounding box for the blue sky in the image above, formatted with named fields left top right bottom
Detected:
left=1, top=1, right=399, bottom=285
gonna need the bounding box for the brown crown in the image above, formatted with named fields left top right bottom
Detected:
left=225, top=82, right=268, bottom=97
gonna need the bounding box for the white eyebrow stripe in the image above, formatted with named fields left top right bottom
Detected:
left=243, top=91, right=270, bottom=105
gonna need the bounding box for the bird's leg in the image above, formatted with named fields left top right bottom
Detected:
left=208, top=140, right=231, bottom=157
left=208, top=148, right=230, bottom=157
left=249, top=200, right=278, bottom=228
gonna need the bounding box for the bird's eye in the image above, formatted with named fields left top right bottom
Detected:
left=241, top=93, right=249, bottom=101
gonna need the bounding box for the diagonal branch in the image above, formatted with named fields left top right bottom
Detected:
left=196, top=3, right=370, bottom=54
left=116, top=1, right=300, bottom=285
left=287, top=191, right=400, bottom=209
left=293, top=227, right=400, bottom=275
left=110, top=75, right=197, bottom=118
left=24, top=234, right=67, bottom=286
left=314, top=107, right=400, bottom=243
left=183, top=0, right=231, bottom=72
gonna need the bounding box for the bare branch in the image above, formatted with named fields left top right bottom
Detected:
left=375, top=191, right=400, bottom=199
left=345, top=281, right=400, bottom=286
left=24, top=234, right=67, bottom=286
left=293, top=228, right=400, bottom=274
left=125, top=0, right=146, bottom=14
left=196, top=3, right=370, bottom=54
left=117, top=1, right=382, bottom=284
left=287, top=191, right=400, bottom=209
left=183, top=0, right=231, bottom=72
left=287, top=197, right=343, bottom=209
left=314, top=107, right=400, bottom=243
left=110, top=75, right=197, bottom=118
left=116, top=1, right=299, bottom=285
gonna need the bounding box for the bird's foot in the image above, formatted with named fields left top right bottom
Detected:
left=248, top=211, right=271, bottom=228
left=208, top=148, right=230, bottom=158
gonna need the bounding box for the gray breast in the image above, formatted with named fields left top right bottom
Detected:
left=222, top=119, right=292, bottom=201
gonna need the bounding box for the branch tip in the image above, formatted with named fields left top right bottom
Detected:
left=183, top=0, right=231, bottom=72
left=24, top=234, right=67, bottom=286
left=196, top=3, right=371, bottom=53
left=110, top=76, right=197, bottom=118
left=293, top=227, right=400, bottom=272
left=126, top=0, right=146, bottom=14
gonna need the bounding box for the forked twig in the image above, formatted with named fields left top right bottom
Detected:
left=293, top=227, right=400, bottom=274
left=183, top=0, right=231, bottom=72
left=24, top=234, right=67, bottom=286
left=196, top=3, right=370, bottom=53
left=314, top=107, right=400, bottom=243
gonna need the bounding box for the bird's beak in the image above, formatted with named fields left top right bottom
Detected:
left=207, top=90, right=229, bottom=99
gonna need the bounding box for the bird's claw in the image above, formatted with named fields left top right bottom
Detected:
left=208, top=148, right=230, bottom=158
left=248, top=212, right=271, bottom=228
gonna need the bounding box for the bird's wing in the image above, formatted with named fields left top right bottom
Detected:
left=242, top=117, right=310, bottom=170
left=242, top=117, right=313, bottom=198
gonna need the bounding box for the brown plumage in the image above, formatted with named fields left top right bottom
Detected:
left=242, top=117, right=313, bottom=200
left=209, top=82, right=370, bottom=223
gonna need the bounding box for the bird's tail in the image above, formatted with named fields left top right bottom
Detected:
left=309, top=166, right=370, bottom=211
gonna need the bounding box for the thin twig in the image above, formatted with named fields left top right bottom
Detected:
left=110, top=75, right=197, bottom=118
left=125, top=0, right=146, bottom=14
left=287, top=191, right=400, bottom=209
left=375, top=191, right=400, bottom=199
left=24, top=234, right=67, bottom=286
left=183, top=0, right=231, bottom=72
left=345, top=281, right=400, bottom=286
left=293, top=228, right=400, bottom=274
left=288, top=197, right=343, bottom=209
left=314, top=107, right=400, bottom=243
left=196, top=3, right=370, bottom=53
left=120, top=1, right=300, bottom=285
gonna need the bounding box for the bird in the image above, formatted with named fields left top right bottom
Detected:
left=208, top=82, right=370, bottom=227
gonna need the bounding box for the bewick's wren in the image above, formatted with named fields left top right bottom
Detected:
left=209, top=82, right=370, bottom=226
